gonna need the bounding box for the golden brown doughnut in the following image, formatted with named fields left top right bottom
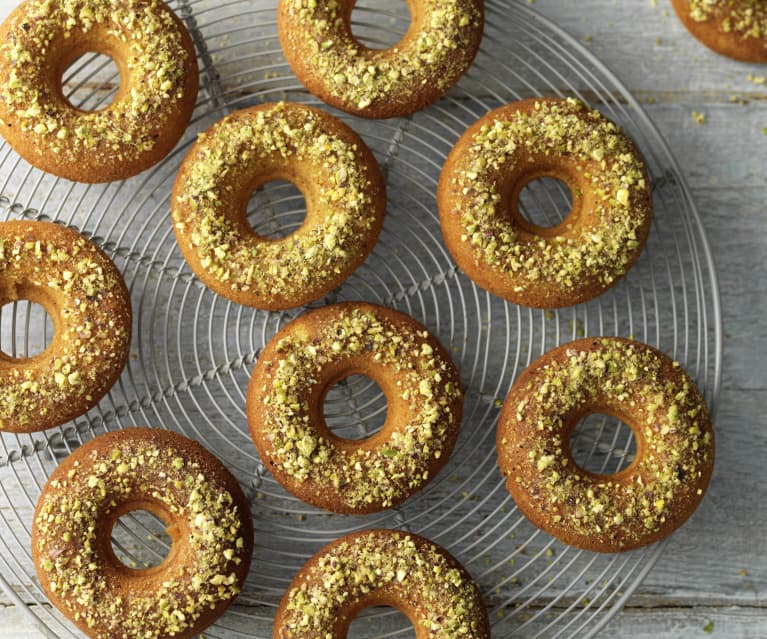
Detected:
left=172, top=102, right=386, bottom=310
left=247, top=302, right=463, bottom=514
left=671, top=0, right=767, bottom=62
left=438, top=98, right=653, bottom=309
left=497, top=337, right=715, bottom=553
left=0, top=0, right=199, bottom=182
left=32, top=428, right=254, bottom=639
left=277, top=0, right=484, bottom=118
left=274, top=529, right=490, bottom=638
left=0, top=220, right=131, bottom=433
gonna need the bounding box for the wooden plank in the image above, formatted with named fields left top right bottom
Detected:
left=0, top=603, right=764, bottom=638
left=0, top=605, right=45, bottom=638
left=635, top=103, right=766, bottom=394
left=605, top=606, right=767, bottom=637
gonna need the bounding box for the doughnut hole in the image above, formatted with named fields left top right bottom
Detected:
left=0, top=300, right=54, bottom=360
left=323, top=374, right=389, bottom=441
left=351, top=0, right=411, bottom=50
left=348, top=608, right=415, bottom=637
left=516, top=176, right=573, bottom=231
left=569, top=412, right=637, bottom=476
left=61, top=52, right=121, bottom=112
left=247, top=179, right=307, bottom=240
left=109, top=507, right=173, bottom=571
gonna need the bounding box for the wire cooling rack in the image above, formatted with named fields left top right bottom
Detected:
left=0, top=1, right=721, bottom=637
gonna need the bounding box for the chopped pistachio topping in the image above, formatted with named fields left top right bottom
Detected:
left=499, top=338, right=714, bottom=548
left=277, top=530, right=488, bottom=638
left=0, top=0, right=191, bottom=161
left=34, top=432, right=249, bottom=638
left=281, top=0, right=482, bottom=111
left=256, top=305, right=462, bottom=510
left=445, top=98, right=651, bottom=296
left=173, top=103, right=382, bottom=302
left=0, top=224, right=129, bottom=431
left=689, top=0, right=767, bottom=41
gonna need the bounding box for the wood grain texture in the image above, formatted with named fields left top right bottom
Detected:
left=0, top=0, right=764, bottom=636
left=0, top=605, right=44, bottom=637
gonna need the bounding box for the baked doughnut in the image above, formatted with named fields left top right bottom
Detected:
left=275, top=529, right=490, bottom=638
left=247, top=302, right=463, bottom=513
left=497, top=337, right=715, bottom=552
left=0, top=0, right=199, bottom=182
left=277, top=0, right=484, bottom=118
left=438, top=98, right=653, bottom=309
left=32, top=428, right=254, bottom=639
left=0, top=220, right=131, bottom=433
left=671, top=0, right=767, bottom=62
left=172, top=103, right=385, bottom=310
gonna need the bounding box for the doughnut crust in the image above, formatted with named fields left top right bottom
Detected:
left=438, top=98, right=653, bottom=309
left=277, top=0, right=484, bottom=118
left=671, top=0, right=767, bottom=62
left=0, top=220, right=131, bottom=433
left=172, top=103, right=385, bottom=310
left=497, top=337, right=715, bottom=553
left=32, top=428, right=254, bottom=639
left=247, top=302, right=463, bottom=514
left=0, top=0, right=199, bottom=182
left=275, top=529, right=490, bottom=638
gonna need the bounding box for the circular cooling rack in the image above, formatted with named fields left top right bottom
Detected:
left=0, top=1, right=721, bottom=637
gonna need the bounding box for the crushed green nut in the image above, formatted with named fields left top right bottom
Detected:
left=280, top=0, right=482, bottom=112
left=278, top=531, right=486, bottom=638
left=443, top=98, right=651, bottom=299
left=34, top=432, right=249, bottom=639
left=255, top=305, right=461, bottom=510
left=0, top=0, right=192, bottom=163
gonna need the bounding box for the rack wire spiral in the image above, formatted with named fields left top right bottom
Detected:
left=0, top=0, right=721, bottom=637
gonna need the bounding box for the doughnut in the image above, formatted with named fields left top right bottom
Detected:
left=671, top=0, right=767, bottom=62
left=32, top=428, right=254, bottom=639
left=0, top=220, right=131, bottom=433
left=247, top=302, right=463, bottom=513
left=172, top=103, right=386, bottom=310
left=277, top=0, right=484, bottom=118
left=438, top=98, right=653, bottom=309
left=275, top=529, right=490, bottom=638
left=0, top=0, right=199, bottom=183
left=496, top=337, right=715, bottom=552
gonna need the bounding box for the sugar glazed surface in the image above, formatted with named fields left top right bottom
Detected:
left=689, top=0, right=767, bottom=39
left=33, top=430, right=251, bottom=639
left=0, top=222, right=130, bottom=433
left=497, top=338, right=714, bottom=552
left=249, top=304, right=462, bottom=512
left=275, top=529, right=490, bottom=638
left=278, top=0, right=483, bottom=116
left=439, top=98, right=652, bottom=307
left=172, top=103, right=384, bottom=308
left=0, top=0, right=193, bottom=170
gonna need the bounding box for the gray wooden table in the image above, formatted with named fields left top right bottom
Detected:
left=0, top=0, right=764, bottom=637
